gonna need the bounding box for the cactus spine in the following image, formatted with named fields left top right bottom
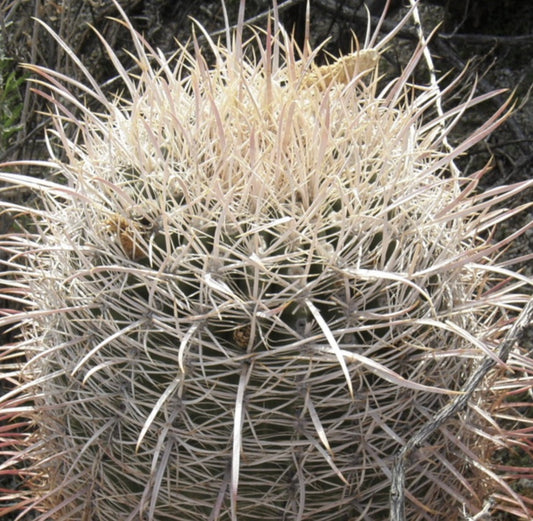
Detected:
left=1, top=1, right=532, bottom=520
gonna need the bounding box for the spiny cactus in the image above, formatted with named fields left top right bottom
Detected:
left=1, top=1, right=532, bottom=520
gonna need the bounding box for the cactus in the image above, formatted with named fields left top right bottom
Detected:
left=1, top=1, right=532, bottom=520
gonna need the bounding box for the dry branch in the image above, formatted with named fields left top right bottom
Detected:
left=390, top=298, right=533, bottom=521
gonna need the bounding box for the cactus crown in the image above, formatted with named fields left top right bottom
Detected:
left=1, top=1, right=532, bottom=521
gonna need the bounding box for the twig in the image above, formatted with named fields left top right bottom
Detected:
left=433, top=37, right=530, bottom=156
left=314, top=0, right=417, bottom=41
left=206, top=0, right=306, bottom=41
left=407, top=0, right=459, bottom=176
left=315, top=0, right=530, bottom=157
left=389, top=298, right=533, bottom=521
left=504, top=152, right=533, bottom=184
left=0, top=120, right=48, bottom=163
left=14, top=0, right=40, bottom=160
left=440, top=33, right=533, bottom=45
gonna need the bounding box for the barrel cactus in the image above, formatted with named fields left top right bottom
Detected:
left=1, top=1, right=532, bottom=520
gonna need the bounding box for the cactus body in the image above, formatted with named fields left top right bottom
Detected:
left=1, top=2, right=532, bottom=521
